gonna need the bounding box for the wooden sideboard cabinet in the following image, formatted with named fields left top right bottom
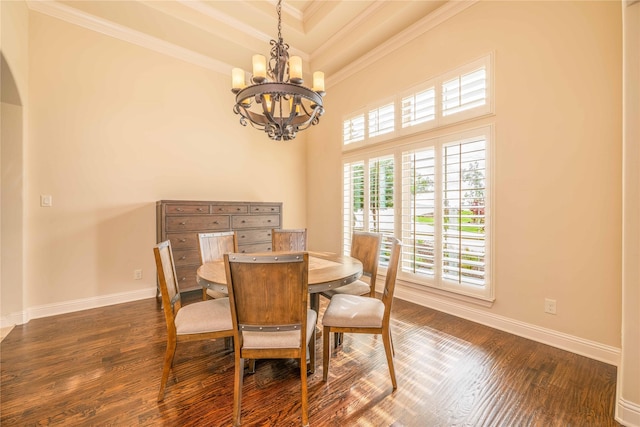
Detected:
left=156, top=200, right=282, bottom=293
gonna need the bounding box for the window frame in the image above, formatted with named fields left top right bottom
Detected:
left=343, top=53, right=494, bottom=151
left=342, top=125, right=494, bottom=302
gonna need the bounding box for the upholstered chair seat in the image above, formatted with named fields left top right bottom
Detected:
left=174, top=298, right=233, bottom=335
left=242, top=309, right=317, bottom=349
left=320, top=279, right=371, bottom=299
left=322, top=294, right=384, bottom=329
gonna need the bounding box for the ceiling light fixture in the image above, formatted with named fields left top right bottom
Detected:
left=231, top=0, right=325, bottom=141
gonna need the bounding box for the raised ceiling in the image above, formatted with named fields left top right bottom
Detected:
left=29, top=0, right=453, bottom=85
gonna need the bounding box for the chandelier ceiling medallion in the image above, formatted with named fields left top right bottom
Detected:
left=231, top=0, right=325, bottom=141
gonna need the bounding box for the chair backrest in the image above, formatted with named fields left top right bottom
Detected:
left=224, top=252, right=309, bottom=337
left=198, top=231, right=238, bottom=263
left=350, top=231, right=382, bottom=293
left=272, top=228, right=307, bottom=252
left=381, top=237, right=402, bottom=318
left=153, top=240, right=182, bottom=332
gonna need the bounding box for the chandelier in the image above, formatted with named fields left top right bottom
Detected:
left=231, top=0, right=325, bottom=141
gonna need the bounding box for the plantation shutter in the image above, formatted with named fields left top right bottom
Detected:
left=402, top=87, right=436, bottom=128
left=343, top=114, right=365, bottom=145
left=368, top=103, right=395, bottom=138
left=368, top=156, right=395, bottom=265
left=343, top=161, right=365, bottom=254
left=442, top=137, right=487, bottom=286
left=401, top=147, right=436, bottom=276
left=442, top=67, right=486, bottom=117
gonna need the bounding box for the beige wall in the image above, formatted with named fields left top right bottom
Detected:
left=308, top=0, right=622, bottom=348
left=24, top=11, right=307, bottom=308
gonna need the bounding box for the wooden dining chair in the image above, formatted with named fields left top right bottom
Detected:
left=320, top=231, right=382, bottom=346
left=322, top=237, right=402, bottom=390
left=224, top=252, right=316, bottom=427
left=153, top=240, right=234, bottom=402
left=272, top=228, right=307, bottom=251
left=320, top=231, right=381, bottom=299
left=198, top=231, right=238, bottom=300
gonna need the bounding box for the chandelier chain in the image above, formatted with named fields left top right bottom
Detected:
left=277, top=0, right=282, bottom=42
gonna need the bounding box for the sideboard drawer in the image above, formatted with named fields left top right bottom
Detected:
left=250, top=204, right=280, bottom=214
left=165, top=204, right=210, bottom=215
left=166, top=215, right=230, bottom=232
left=232, top=214, right=280, bottom=229
left=238, top=242, right=273, bottom=253
left=236, top=228, right=273, bottom=245
left=174, top=266, right=199, bottom=292
left=167, top=233, right=199, bottom=250
left=172, top=249, right=201, bottom=265
left=211, top=205, right=249, bottom=214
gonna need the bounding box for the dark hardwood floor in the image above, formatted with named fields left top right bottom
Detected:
left=1, top=292, right=619, bottom=426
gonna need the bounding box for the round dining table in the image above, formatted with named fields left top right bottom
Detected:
left=196, top=251, right=363, bottom=312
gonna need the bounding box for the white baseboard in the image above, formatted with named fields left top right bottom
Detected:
left=617, top=397, right=640, bottom=427
left=0, top=287, right=157, bottom=328
left=393, top=282, right=621, bottom=367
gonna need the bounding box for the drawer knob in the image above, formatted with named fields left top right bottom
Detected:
left=213, top=221, right=219, bottom=225
left=180, top=239, right=186, bottom=242
left=180, top=222, right=186, bottom=225
left=242, top=220, right=246, bottom=223
left=237, top=208, right=241, bottom=211
left=197, top=208, right=204, bottom=212
left=241, top=235, right=246, bottom=238
left=180, top=277, right=186, bottom=281
left=180, top=256, right=186, bottom=260
left=176, top=208, right=183, bottom=212
left=218, top=208, right=223, bottom=211
left=268, top=220, right=272, bottom=222
left=271, top=208, right=275, bottom=211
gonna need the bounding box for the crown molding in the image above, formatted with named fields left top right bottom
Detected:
left=310, top=0, right=387, bottom=61
left=326, top=0, right=479, bottom=88
left=27, top=0, right=476, bottom=84
left=27, top=0, right=233, bottom=75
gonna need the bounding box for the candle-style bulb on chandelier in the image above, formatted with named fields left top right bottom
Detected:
left=231, top=0, right=325, bottom=141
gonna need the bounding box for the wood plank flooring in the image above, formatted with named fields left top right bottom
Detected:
left=0, top=292, right=620, bottom=426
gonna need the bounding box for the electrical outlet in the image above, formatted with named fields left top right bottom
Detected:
left=544, top=298, right=557, bottom=315
left=134, top=269, right=143, bottom=280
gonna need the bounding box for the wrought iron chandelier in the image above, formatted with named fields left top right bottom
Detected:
left=231, top=0, right=325, bottom=141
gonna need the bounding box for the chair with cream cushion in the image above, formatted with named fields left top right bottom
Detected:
left=198, top=231, right=238, bottom=300
left=320, top=231, right=381, bottom=346
left=272, top=228, right=307, bottom=252
left=224, top=252, right=316, bottom=427
left=153, top=240, right=234, bottom=402
left=320, top=231, right=381, bottom=299
left=322, top=237, right=402, bottom=390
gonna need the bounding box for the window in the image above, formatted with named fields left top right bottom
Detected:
left=368, top=103, right=395, bottom=138
left=343, top=113, right=365, bottom=146
left=343, top=155, right=395, bottom=265
left=402, top=86, right=436, bottom=128
left=441, top=137, right=487, bottom=286
left=343, top=127, right=492, bottom=300
left=442, top=68, right=487, bottom=117
left=343, top=54, right=493, bottom=149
